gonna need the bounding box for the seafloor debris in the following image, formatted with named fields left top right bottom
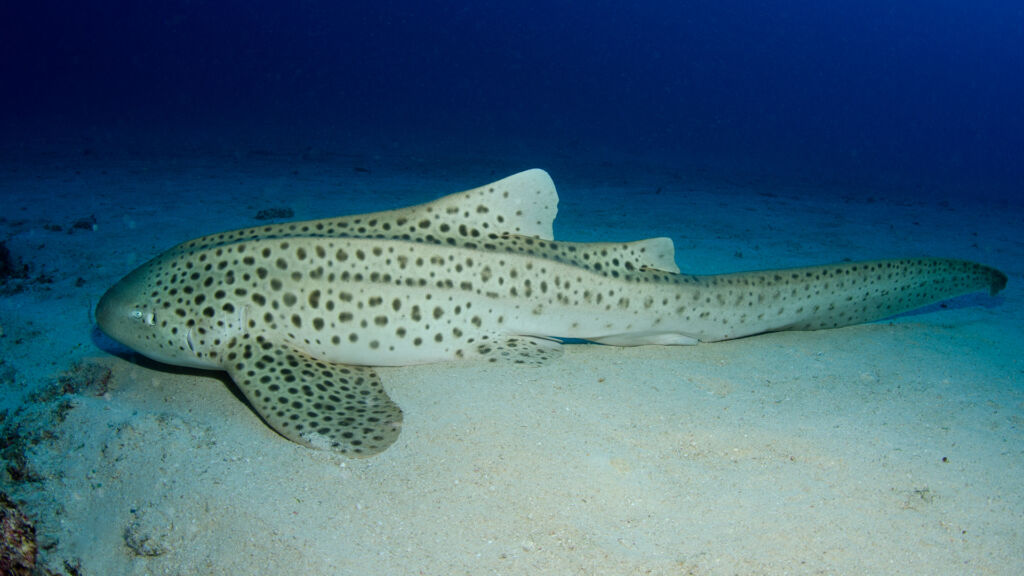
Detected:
left=24, top=361, right=113, bottom=406
left=123, top=507, right=171, bottom=557
left=55, top=362, right=112, bottom=398
left=2, top=361, right=113, bottom=485
left=254, top=207, right=294, bottom=220
left=1, top=413, right=45, bottom=485
left=70, top=215, right=97, bottom=232
left=0, top=492, right=37, bottom=576
left=0, top=241, right=29, bottom=284
left=0, top=359, right=112, bottom=574
left=0, top=241, right=53, bottom=295
left=41, top=214, right=98, bottom=234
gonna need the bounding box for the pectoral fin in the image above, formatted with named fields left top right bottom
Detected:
left=222, top=335, right=402, bottom=457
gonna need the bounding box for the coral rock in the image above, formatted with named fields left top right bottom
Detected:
left=0, top=492, right=37, bottom=576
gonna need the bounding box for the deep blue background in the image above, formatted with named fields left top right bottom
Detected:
left=3, top=1, right=1022, bottom=199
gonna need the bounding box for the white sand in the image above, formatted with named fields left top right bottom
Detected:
left=1, top=149, right=1020, bottom=575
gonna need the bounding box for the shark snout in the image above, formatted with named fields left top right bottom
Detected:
left=95, top=265, right=161, bottom=352
left=95, top=279, right=138, bottom=345
left=95, top=285, right=117, bottom=333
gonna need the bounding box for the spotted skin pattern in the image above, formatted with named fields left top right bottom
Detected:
left=96, top=169, right=1008, bottom=456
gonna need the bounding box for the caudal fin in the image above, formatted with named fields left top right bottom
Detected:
left=696, top=258, right=1007, bottom=341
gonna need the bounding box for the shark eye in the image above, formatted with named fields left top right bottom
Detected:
left=130, top=309, right=157, bottom=326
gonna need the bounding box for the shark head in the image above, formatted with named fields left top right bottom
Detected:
left=96, top=254, right=221, bottom=370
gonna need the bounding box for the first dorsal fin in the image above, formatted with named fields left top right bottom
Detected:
left=408, top=168, right=558, bottom=240
left=173, top=169, right=558, bottom=253
left=303, top=168, right=558, bottom=242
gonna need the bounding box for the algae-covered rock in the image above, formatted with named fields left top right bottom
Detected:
left=0, top=492, right=37, bottom=576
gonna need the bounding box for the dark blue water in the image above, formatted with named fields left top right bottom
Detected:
left=4, top=1, right=1022, bottom=201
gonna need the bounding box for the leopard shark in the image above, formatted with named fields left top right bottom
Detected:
left=96, top=169, right=1008, bottom=457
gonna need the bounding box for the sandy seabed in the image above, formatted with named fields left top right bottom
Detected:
left=1, top=149, right=1021, bottom=575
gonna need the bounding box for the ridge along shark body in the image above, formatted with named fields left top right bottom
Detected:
left=96, top=169, right=1008, bottom=457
